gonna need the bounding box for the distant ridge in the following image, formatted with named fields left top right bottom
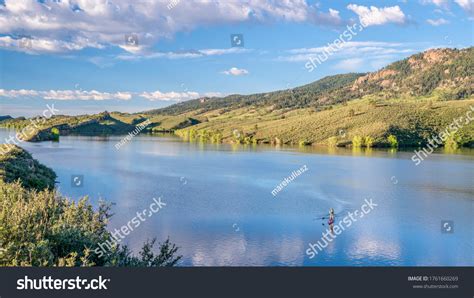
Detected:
left=145, top=47, right=473, bottom=116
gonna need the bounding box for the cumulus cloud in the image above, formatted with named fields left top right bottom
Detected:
left=0, top=88, right=221, bottom=102
left=426, top=18, right=450, bottom=25
left=221, top=67, right=249, bottom=76
left=0, top=0, right=342, bottom=54
left=347, top=4, right=407, bottom=26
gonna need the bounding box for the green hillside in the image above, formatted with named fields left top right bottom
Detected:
left=174, top=98, right=474, bottom=147
left=0, top=144, right=56, bottom=190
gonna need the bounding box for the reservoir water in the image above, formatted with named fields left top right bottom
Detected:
left=1, top=130, right=473, bottom=266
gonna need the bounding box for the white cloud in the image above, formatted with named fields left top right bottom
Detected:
left=333, top=58, right=364, bottom=71
left=0, top=89, right=39, bottom=97
left=308, top=8, right=342, bottom=25
left=43, top=90, right=133, bottom=101
left=0, top=35, right=104, bottom=54
left=139, top=91, right=200, bottom=101
left=0, top=89, right=132, bottom=101
left=280, top=41, right=413, bottom=62
left=116, top=47, right=251, bottom=61
left=0, top=88, right=221, bottom=102
left=202, top=92, right=223, bottom=98
left=421, top=0, right=449, bottom=8
left=347, top=4, right=407, bottom=26
left=426, top=18, right=450, bottom=25
left=279, top=41, right=422, bottom=73
left=454, top=0, right=474, bottom=16
left=221, top=67, right=249, bottom=76
left=333, top=57, right=396, bottom=72
left=0, top=0, right=342, bottom=55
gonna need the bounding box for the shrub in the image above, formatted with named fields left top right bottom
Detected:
left=198, top=130, right=210, bottom=142
left=387, top=135, right=398, bottom=148
left=51, top=127, right=60, bottom=141
left=299, top=139, right=310, bottom=146
left=188, top=129, right=197, bottom=139
left=327, top=136, right=337, bottom=147
left=210, top=133, right=222, bottom=143
left=0, top=181, right=182, bottom=267
left=107, top=238, right=181, bottom=267
left=364, top=136, right=374, bottom=148
left=444, top=134, right=460, bottom=149
left=369, top=98, right=378, bottom=107
left=232, top=130, right=244, bottom=143
left=352, top=136, right=363, bottom=147
left=348, top=109, right=355, bottom=117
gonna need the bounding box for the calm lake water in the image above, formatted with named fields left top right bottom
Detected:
left=1, top=129, right=473, bottom=266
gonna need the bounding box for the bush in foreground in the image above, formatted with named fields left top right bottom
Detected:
left=0, top=181, right=182, bottom=267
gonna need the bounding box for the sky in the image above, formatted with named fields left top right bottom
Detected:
left=0, top=0, right=473, bottom=117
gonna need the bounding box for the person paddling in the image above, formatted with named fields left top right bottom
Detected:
left=328, top=208, right=335, bottom=232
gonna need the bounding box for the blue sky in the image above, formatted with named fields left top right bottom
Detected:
left=0, top=0, right=473, bottom=117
